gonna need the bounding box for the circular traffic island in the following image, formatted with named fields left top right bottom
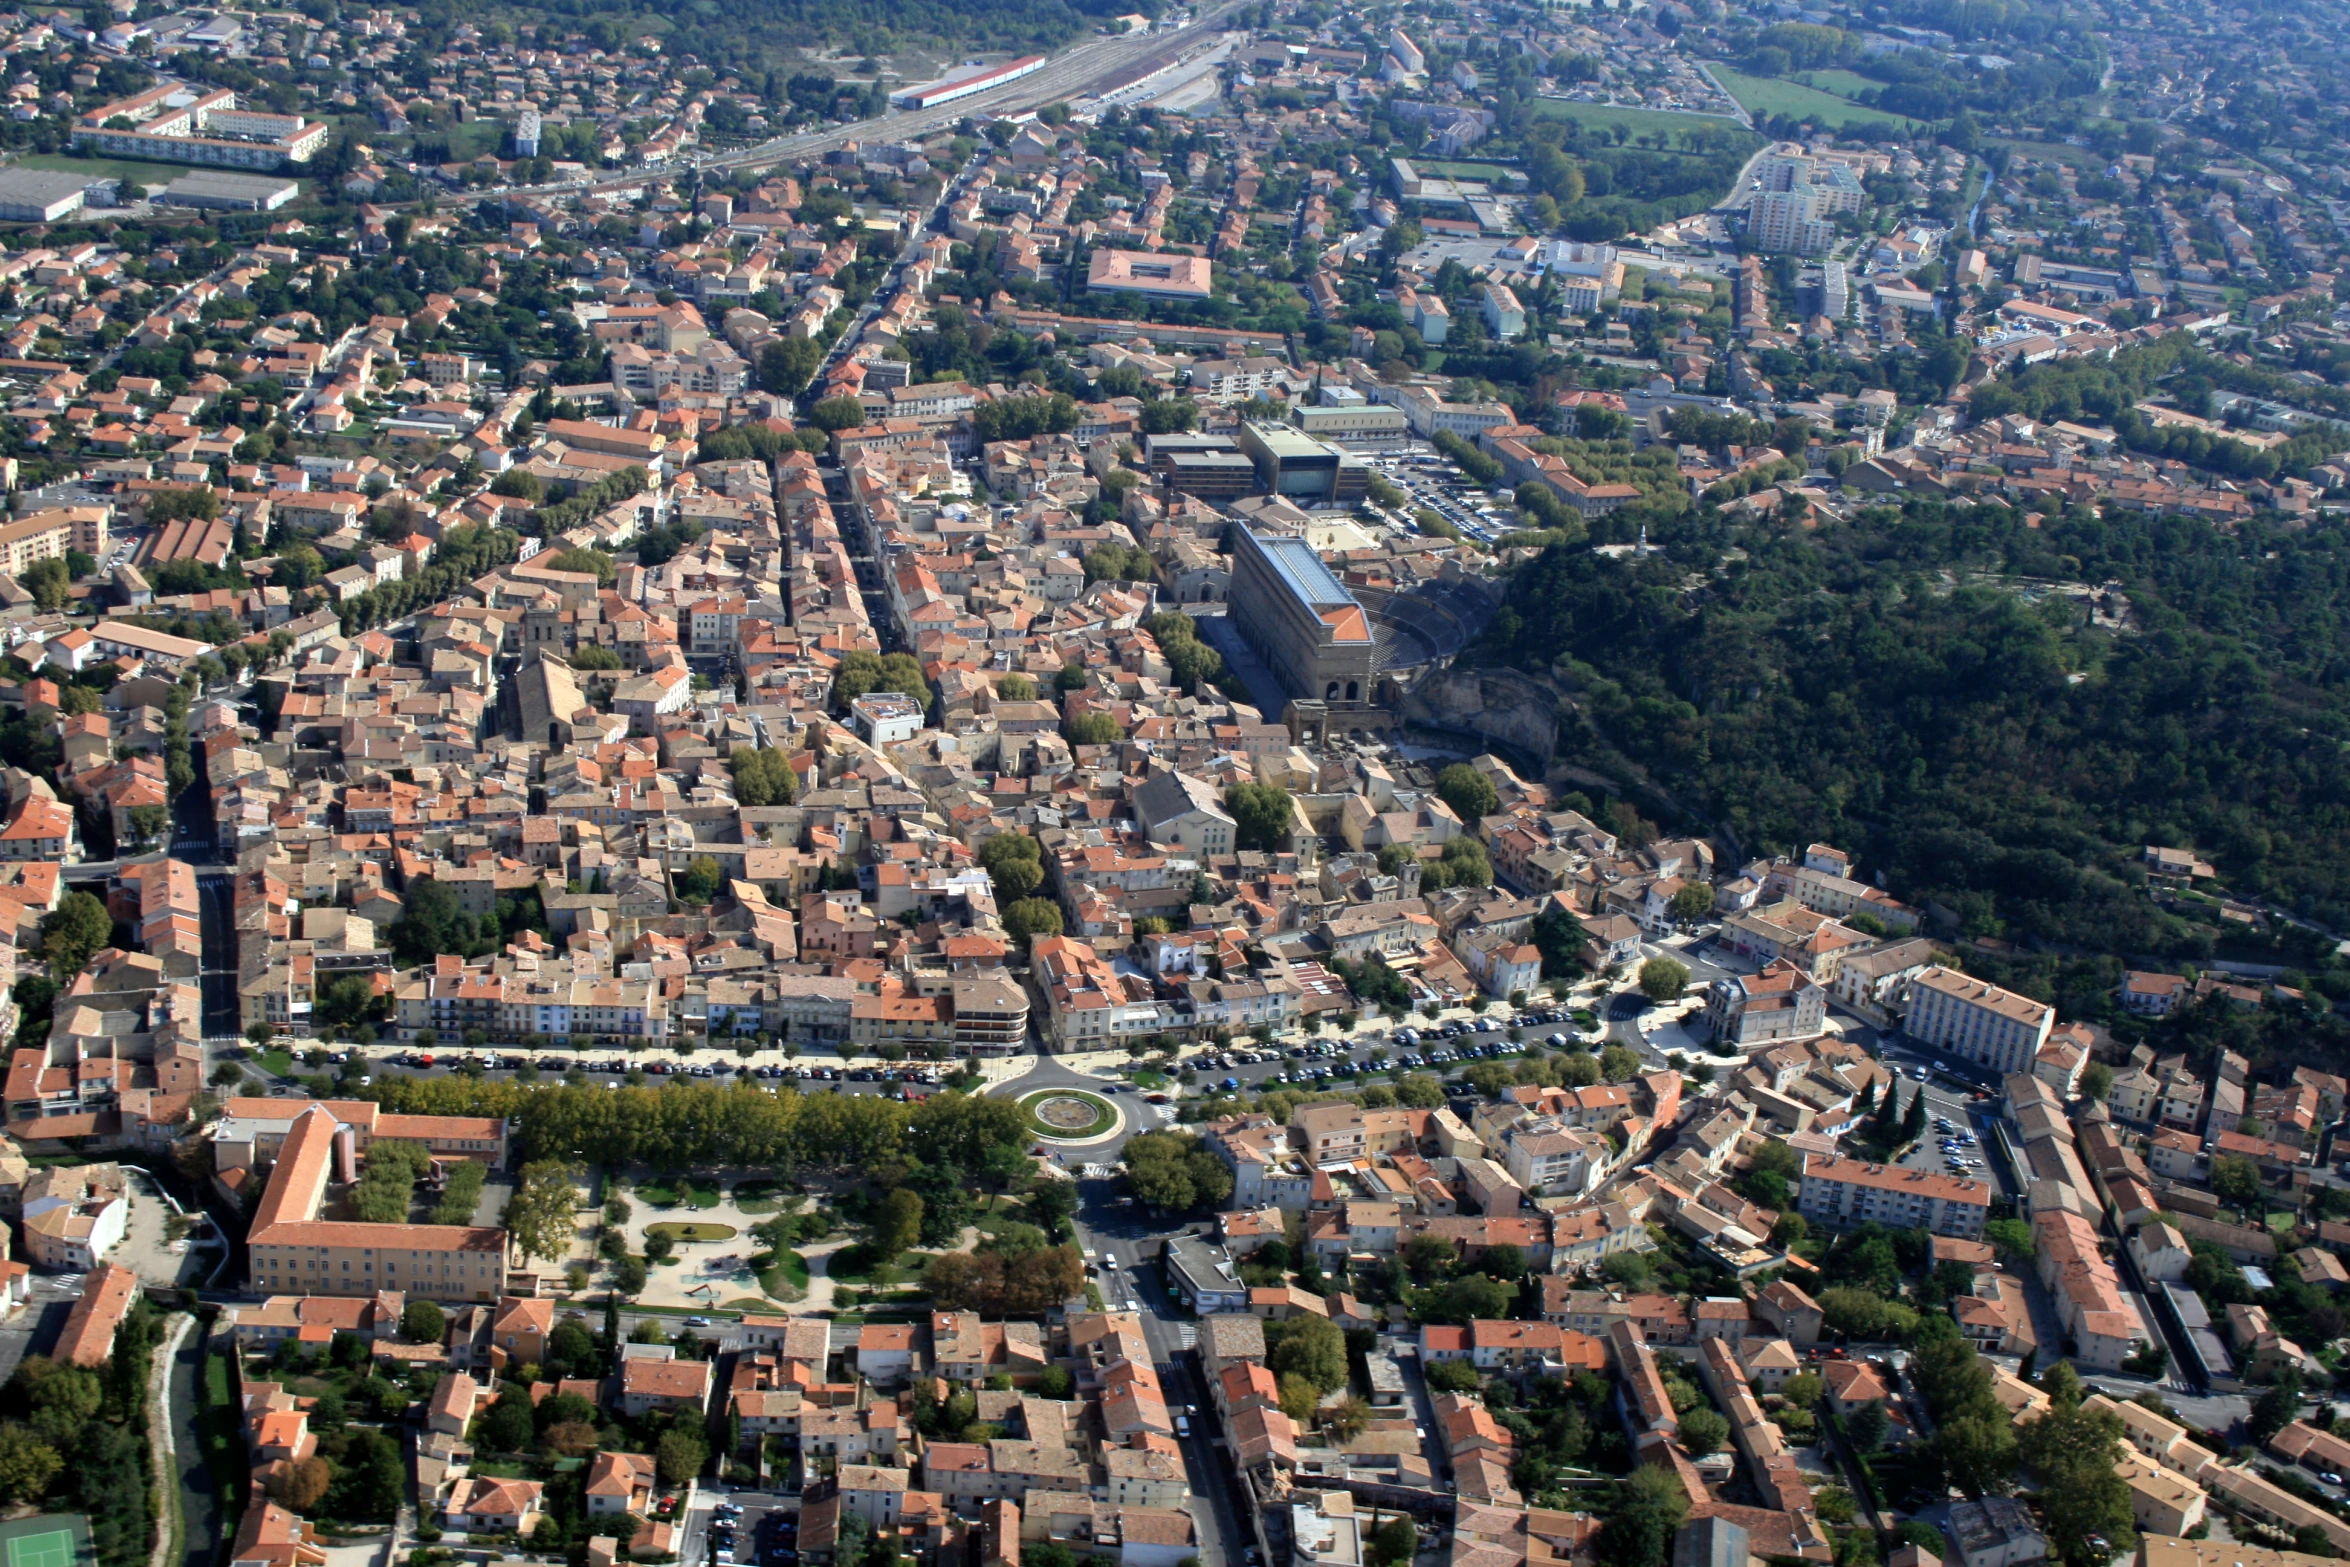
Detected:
left=1017, top=1087, right=1121, bottom=1142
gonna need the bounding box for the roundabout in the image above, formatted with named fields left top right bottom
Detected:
left=1016, top=1087, right=1123, bottom=1144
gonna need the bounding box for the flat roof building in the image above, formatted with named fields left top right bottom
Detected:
left=1163, top=450, right=1258, bottom=498
left=1234, top=421, right=1370, bottom=506
left=156, top=172, right=300, bottom=211
left=74, top=84, right=326, bottom=168
left=0, top=170, right=89, bottom=222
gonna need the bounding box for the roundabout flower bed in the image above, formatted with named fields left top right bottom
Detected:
left=1019, top=1088, right=1118, bottom=1140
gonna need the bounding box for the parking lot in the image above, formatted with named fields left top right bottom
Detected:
left=1372, top=451, right=1516, bottom=543
left=0, top=1275, right=92, bottom=1386
left=1183, top=1004, right=1605, bottom=1094
left=236, top=1044, right=960, bottom=1102
left=723, top=1492, right=797, bottom=1567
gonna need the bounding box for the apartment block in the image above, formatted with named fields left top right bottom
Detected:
left=1903, top=967, right=2055, bottom=1073
left=1795, top=1154, right=1992, bottom=1239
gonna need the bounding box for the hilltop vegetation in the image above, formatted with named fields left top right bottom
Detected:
left=1477, top=497, right=2350, bottom=986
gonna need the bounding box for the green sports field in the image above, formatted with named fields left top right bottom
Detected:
left=9, top=151, right=205, bottom=192
left=0, top=1515, right=90, bottom=1567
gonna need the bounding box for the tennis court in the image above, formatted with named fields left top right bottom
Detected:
left=0, top=1514, right=91, bottom=1567
left=6, top=1531, right=72, bottom=1567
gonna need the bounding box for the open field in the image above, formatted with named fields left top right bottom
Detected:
left=1710, top=65, right=1935, bottom=130
left=1790, top=68, right=1892, bottom=100
left=1527, top=96, right=1758, bottom=147
left=10, top=151, right=214, bottom=190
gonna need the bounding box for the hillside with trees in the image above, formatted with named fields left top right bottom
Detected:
left=1475, top=494, right=2350, bottom=1034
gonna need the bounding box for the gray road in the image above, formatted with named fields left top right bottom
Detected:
left=1064, top=1180, right=1250, bottom=1567
left=991, top=1050, right=1167, bottom=1164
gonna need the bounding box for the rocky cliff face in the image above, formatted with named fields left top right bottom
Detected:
left=1399, top=665, right=1563, bottom=765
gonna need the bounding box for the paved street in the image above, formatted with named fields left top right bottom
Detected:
left=1064, top=1178, right=1251, bottom=1567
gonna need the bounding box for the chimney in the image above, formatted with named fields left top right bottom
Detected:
left=334, top=1123, right=358, bottom=1184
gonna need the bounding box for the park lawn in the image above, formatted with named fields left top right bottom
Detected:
left=1710, top=65, right=1934, bottom=130
left=1526, top=96, right=1755, bottom=145
left=638, top=1177, right=722, bottom=1208
left=646, top=1221, right=739, bottom=1244
left=829, top=1243, right=917, bottom=1286
left=970, top=1194, right=1029, bottom=1238
left=260, top=1049, right=294, bottom=1077
left=758, top=1248, right=810, bottom=1301
left=11, top=150, right=217, bottom=191
left=1790, top=68, right=1891, bottom=100
left=445, top=121, right=504, bottom=160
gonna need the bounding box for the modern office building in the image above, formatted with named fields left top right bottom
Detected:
left=1291, top=403, right=1409, bottom=442
left=1233, top=421, right=1370, bottom=506
left=1164, top=449, right=1259, bottom=498
left=1227, top=527, right=1377, bottom=708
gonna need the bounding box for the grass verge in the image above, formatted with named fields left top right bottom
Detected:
left=1019, top=1088, right=1116, bottom=1139
left=638, top=1177, right=722, bottom=1208
left=757, top=1248, right=810, bottom=1302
